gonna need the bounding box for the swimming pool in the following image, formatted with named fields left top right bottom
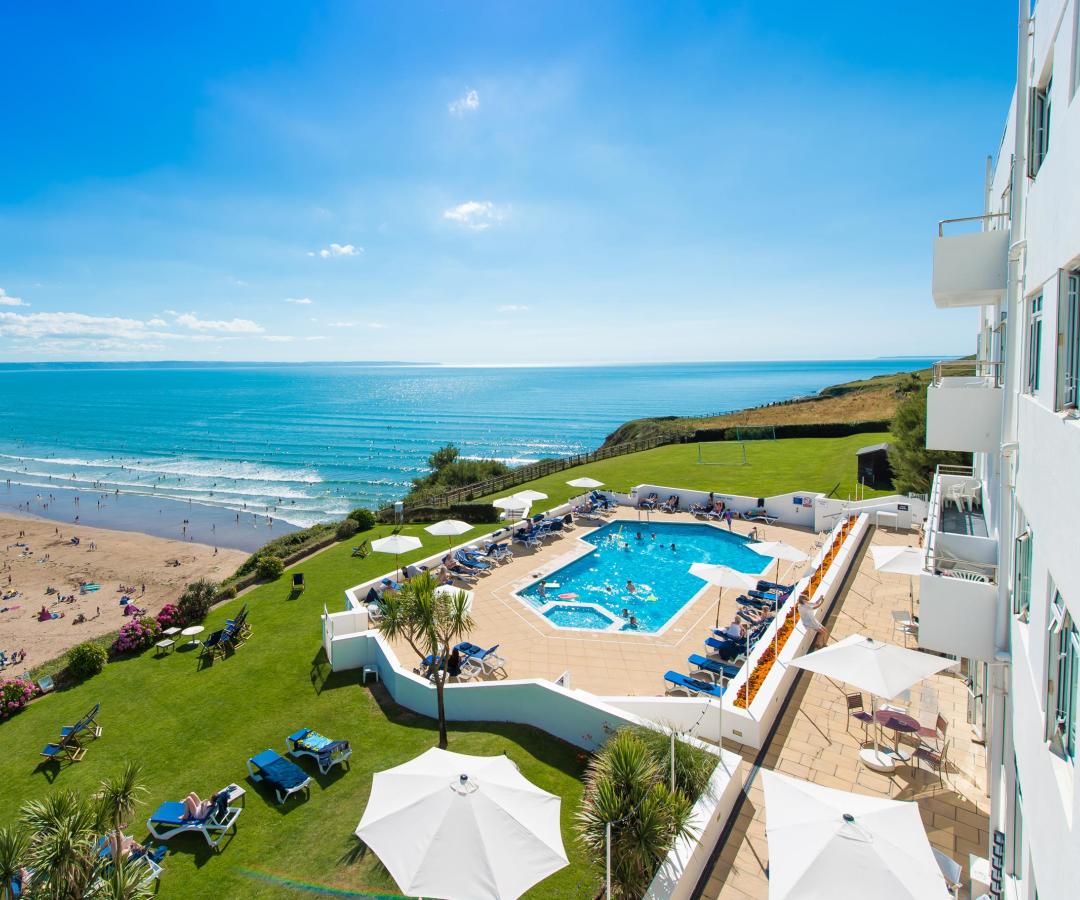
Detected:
left=520, top=521, right=768, bottom=634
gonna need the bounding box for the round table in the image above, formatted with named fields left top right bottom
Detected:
left=180, top=625, right=204, bottom=648
left=860, top=709, right=920, bottom=773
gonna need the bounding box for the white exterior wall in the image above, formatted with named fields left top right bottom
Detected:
left=940, top=3, right=1080, bottom=897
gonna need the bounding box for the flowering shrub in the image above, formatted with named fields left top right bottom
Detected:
left=111, top=616, right=162, bottom=655
left=156, top=603, right=181, bottom=629
left=1, top=677, right=35, bottom=718
left=68, top=641, right=108, bottom=680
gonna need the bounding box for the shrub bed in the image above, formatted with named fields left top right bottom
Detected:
left=67, top=641, right=109, bottom=681
left=155, top=603, right=181, bottom=630
left=111, top=616, right=162, bottom=655
left=0, top=678, right=35, bottom=719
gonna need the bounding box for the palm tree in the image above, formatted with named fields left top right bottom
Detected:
left=95, top=762, right=147, bottom=834
left=0, top=826, right=29, bottom=900
left=377, top=570, right=474, bottom=749
left=20, top=789, right=102, bottom=900
left=576, top=728, right=698, bottom=899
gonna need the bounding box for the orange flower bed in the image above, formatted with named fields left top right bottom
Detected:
left=732, top=518, right=859, bottom=710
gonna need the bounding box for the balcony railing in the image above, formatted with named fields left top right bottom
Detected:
left=931, top=359, right=1004, bottom=388
left=923, top=464, right=998, bottom=583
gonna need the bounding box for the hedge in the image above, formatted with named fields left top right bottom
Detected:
left=691, top=420, right=891, bottom=442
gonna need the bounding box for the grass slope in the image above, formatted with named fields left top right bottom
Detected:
left=474, top=433, right=891, bottom=510
left=0, top=527, right=593, bottom=899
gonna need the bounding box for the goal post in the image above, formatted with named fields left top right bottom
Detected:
left=696, top=442, right=749, bottom=466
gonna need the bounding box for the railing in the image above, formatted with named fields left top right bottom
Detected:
left=382, top=433, right=678, bottom=517
left=923, top=464, right=998, bottom=583
left=937, top=212, right=1009, bottom=236
left=931, top=359, right=1004, bottom=387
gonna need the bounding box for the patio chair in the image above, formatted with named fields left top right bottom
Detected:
left=61, top=703, right=102, bottom=742
left=687, top=654, right=739, bottom=684
left=913, top=739, right=951, bottom=788
left=286, top=728, right=352, bottom=775
left=351, top=540, right=370, bottom=558
left=291, top=572, right=305, bottom=593
left=638, top=492, right=659, bottom=510
left=932, top=848, right=963, bottom=897
left=247, top=749, right=312, bottom=804
left=917, top=713, right=949, bottom=753
left=664, top=671, right=723, bottom=698
left=40, top=733, right=86, bottom=764
left=199, top=629, right=225, bottom=660
left=704, top=636, right=746, bottom=663
left=845, top=692, right=874, bottom=736
left=96, top=834, right=167, bottom=886
left=454, top=642, right=506, bottom=675
left=146, top=790, right=241, bottom=849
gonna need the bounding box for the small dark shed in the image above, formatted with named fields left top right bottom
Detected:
left=856, top=443, right=893, bottom=489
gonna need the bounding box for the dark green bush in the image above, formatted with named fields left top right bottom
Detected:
left=336, top=518, right=360, bottom=539
left=347, top=508, right=376, bottom=530
left=216, top=584, right=237, bottom=601
left=178, top=579, right=218, bottom=625
left=67, top=641, right=108, bottom=681
left=256, top=555, right=284, bottom=581
left=233, top=522, right=336, bottom=577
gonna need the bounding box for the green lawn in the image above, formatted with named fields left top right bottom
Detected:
left=0, top=527, right=594, bottom=899
left=474, top=433, right=891, bottom=510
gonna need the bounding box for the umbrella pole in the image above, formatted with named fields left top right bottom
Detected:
left=714, top=588, right=724, bottom=629
left=773, top=558, right=781, bottom=655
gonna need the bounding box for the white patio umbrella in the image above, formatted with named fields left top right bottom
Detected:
left=788, top=634, right=953, bottom=772
left=762, top=770, right=951, bottom=899
left=747, top=541, right=810, bottom=653
left=566, top=477, right=604, bottom=489
left=512, top=489, right=548, bottom=503
left=355, top=748, right=568, bottom=900
left=689, top=563, right=759, bottom=630
left=871, top=546, right=925, bottom=618
left=492, top=495, right=529, bottom=510
left=434, top=583, right=474, bottom=613
left=370, top=533, right=423, bottom=577
left=425, top=518, right=473, bottom=550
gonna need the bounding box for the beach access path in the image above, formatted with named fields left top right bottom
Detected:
left=0, top=514, right=246, bottom=674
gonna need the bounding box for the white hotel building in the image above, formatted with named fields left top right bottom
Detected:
left=924, top=0, right=1080, bottom=897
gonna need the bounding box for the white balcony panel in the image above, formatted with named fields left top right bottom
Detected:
left=918, top=573, right=998, bottom=661
left=926, top=379, right=1002, bottom=452
left=932, top=230, right=1008, bottom=309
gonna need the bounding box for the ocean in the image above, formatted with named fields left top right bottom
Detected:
left=0, top=360, right=931, bottom=546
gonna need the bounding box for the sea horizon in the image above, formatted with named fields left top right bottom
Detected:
left=0, top=358, right=933, bottom=546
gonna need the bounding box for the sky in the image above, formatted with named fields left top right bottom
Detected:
left=0, top=1, right=1020, bottom=365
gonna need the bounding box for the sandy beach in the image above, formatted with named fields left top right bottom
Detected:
left=0, top=513, right=247, bottom=675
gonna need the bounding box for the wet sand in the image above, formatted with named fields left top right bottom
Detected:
left=0, top=513, right=247, bottom=676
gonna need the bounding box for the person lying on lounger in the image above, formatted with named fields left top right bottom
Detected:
left=106, top=830, right=148, bottom=860
left=719, top=621, right=747, bottom=640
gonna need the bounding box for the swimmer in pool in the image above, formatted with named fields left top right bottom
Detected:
left=621, top=608, right=630, bottom=618
left=629, top=613, right=638, bottom=628
left=635, top=531, right=643, bottom=541
left=537, top=580, right=547, bottom=597
left=626, top=579, right=636, bottom=594
left=670, top=543, right=677, bottom=552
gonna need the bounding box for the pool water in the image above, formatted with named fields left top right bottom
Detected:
left=520, top=521, right=767, bottom=633
left=543, top=604, right=618, bottom=629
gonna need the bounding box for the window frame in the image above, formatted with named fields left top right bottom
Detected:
left=1048, top=589, right=1079, bottom=762
left=1026, top=293, right=1044, bottom=394
left=1029, top=78, right=1052, bottom=177
left=1014, top=529, right=1032, bottom=619
left=1061, top=270, right=1080, bottom=410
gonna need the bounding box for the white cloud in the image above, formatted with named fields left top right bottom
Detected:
left=285, top=297, right=313, bottom=305
left=448, top=89, right=480, bottom=115
left=497, top=304, right=529, bottom=313
left=443, top=200, right=506, bottom=231
left=175, top=313, right=264, bottom=333
left=0, top=311, right=173, bottom=342
left=0, top=289, right=28, bottom=307
left=310, top=242, right=360, bottom=258
left=329, top=321, right=385, bottom=329
left=306, top=335, right=327, bottom=341
left=147, top=318, right=167, bottom=327
left=262, top=335, right=295, bottom=343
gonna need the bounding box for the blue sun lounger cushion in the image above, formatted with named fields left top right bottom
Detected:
left=247, top=749, right=312, bottom=804
left=287, top=728, right=352, bottom=775
left=664, top=671, right=724, bottom=698
left=146, top=790, right=240, bottom=849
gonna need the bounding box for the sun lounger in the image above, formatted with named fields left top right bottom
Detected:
left=351, top=541, right=370, bottom=558
left=146, top=790, right=241, bottom=849
left=40, top=733, right=86, bottom=764
left=664, top=671, right=724, bottom=698
left=200, top=629, right=225, bottom=660
left=454, top=642, right=506, bottom=675
left=705, top=636, right=746, bottom=662
left=247, top=749, right=312, bottom=804
left=286, top=728, right=352, bottom=775
left=61, top=703, right=102, bottom=741
left=757, top=580, right=792, bottom=594
left=291, top=572, right=305, bottom=592
left=638, top=492, right=659, bottom=510
left=96, top=835, right=167, bottom=885
left=687, top=654, right=740, bottom=683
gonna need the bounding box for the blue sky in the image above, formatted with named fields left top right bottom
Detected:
left=0, top=1, right=1018, bottom=364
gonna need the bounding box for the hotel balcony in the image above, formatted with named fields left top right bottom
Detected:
left=918, top=465, right=999, bottom=661
left=925, top=360, right=1003, bottom=453
left=932, top=216, right=1009, bottom=309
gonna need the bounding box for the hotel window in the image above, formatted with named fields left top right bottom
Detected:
left=1029, top=78, right=1052, bottom=177
left=1025, top=294, right=1043, bottom=393
left=1061, top=270, right=1080, bottom=409
left=1048, top=589, right=1079, bottom=762
left=1013, top=528, right=1032, bottom=619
